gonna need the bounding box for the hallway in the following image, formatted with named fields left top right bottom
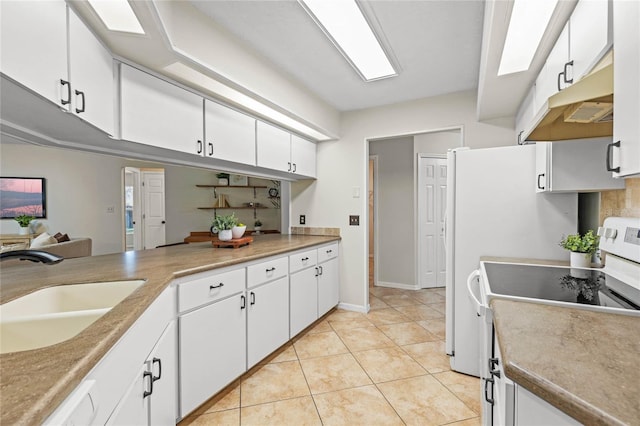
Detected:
left=180, top=286, right=480, bottom=425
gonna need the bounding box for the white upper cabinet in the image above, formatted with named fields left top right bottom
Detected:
left=569, top=0, right=611, bottom=82
left=204, top=100, right=256, bottom=166
left=257, top=121, right=317, bottom=177
left=0, top=1, right=68, bottom=106
left=291, top=135, right=317, bottom=178
left=256, top=121, right=291, bottom=173
left=120, top=64, right=203, bottom=154
left=612, top=0, right=640, bottom=178
left=535, top=26, right=569, bottom=110
left=68, top=8, right=114, bottom=135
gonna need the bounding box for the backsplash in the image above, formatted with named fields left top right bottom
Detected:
left=600, top=178, right=640, bottom=224
left=290, top=227, right=341, bottom=237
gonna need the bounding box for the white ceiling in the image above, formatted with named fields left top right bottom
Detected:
left=190, top=0, right=485, bottom=112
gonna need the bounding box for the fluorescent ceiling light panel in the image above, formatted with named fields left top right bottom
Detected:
left=299, top=0, right=396, bottom=81
left=88, top=0, right=145, bottom=34
left=163, top=62, right=332, bottom=141
left=498, top=0, right=558, bottom=76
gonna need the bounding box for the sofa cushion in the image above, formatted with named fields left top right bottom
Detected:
left=53, top=232, right=70, bottom=243
left=30, top=232, right=58, bottom=249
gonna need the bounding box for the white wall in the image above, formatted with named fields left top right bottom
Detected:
left=291, top=90, right=515, bottom=311
left=369, top=137, right=415, bottom=287
left=414, top=129, right=462, bottom=155
left=0, top=143, right=246, bottom=255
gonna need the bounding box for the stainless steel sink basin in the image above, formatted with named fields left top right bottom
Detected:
left=0, top=280, right=145, bottom=354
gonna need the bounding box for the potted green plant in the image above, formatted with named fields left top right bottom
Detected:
left=254, top=219, right=262, bottom=234
left=211, top=213, right=238, bottom=241
left=559, top=230, right=599, bottom=272
left=216, top=172, right=230, bottom=186
left=14, top=215, right=35, bottom=235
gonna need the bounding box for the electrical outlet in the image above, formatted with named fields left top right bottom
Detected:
left=349, top=215, right=360, bottom=226
left=106, top=206, right=115, bottom=214
left=299, top=214, right=306, bottom=225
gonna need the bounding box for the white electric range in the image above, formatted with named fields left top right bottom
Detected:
left=468, top=217, right=640, bottom=426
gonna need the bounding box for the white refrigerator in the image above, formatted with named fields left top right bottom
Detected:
left=445, top=145, right=578, bottom=377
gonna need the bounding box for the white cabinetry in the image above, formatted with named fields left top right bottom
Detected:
left=535, top=138, right=625, bottom=193
left=515, top=386, right=580, bottom=426
left=204, top=100, right=256, bottom=165
left=536, top=26, right=570, bottom=108
left=317, top=243, right=340, bottom=316
left=0, top=2, right=114, bottom=135
left=68, top=8, right=114, bottom=135
left=247, top=262, right=289, bottom=368
left=611, top=0, right=640, bottom=178
left=177, top=267, right=246, bottom=417
left=120, top=64, right=203, bottom=154
left=0, top=0, right=68, bottom=106
left=289, top=249, right=319, bottom=337
left=256, top=121, right=317, bottom=178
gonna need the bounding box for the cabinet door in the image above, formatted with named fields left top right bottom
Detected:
left=290, top=267, right=318, bottom=338
left=105, top=364, right=149, bottom=426
left=612, top=0, right=640, bottom=178
left=0, top=0, right=68, bottom=106
left=535, top=142, right=550, bottom=193
left=535, top=25, right=569, bottom=109
left=291, top=135, right=317, bottom=178
left=68, top=8, right=114, bottom=135
left=148, top=321, right=177, bottom=426
left=247, top=277, right=289, bottom=368
left=318, top=257, right=339, bottom=317
left=179, top=294, right=246, bottom=417
left=569, top=0, right=610, bottom=82
left=205, top=100, right=256, bottom=165
left=515, top=386, right=580, bottom=426
left=120, top=64, right=203, bottom=154
left=256, top=121, right=291, bottom=173
left=515, top=86, right=536, bottom=143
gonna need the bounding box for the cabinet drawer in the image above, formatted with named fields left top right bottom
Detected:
left=289, top=249, right=317, bottom=274
left=178, top=268, right=245, bottom=313
left=317, top=243, right=339, bottom=263
left=247, top=256, right=288, bottom=288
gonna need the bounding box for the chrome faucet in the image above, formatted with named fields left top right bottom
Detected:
left=0, top=250, right=63, bottom=265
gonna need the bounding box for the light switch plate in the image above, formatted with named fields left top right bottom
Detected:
left=349, top=215, right=359, bottom=226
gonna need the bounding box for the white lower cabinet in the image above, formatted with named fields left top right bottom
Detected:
left=247, top=276, right=290, bottom=368
left=515, top=386, right=580, bottom=426
left=290, top=266, right=319, bottom=337
left=318, top=256, right=339, bottom=317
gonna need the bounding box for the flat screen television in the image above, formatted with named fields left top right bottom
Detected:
left=0, top=177, right=47, bottom=218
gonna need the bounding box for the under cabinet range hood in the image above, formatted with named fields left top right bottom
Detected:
left=526, top=56, right=614, bottom=142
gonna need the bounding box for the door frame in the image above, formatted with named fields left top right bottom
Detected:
left=416, top=154, right=447, bottom=289
left=123, top=167, right=142, bottom=252
left=369, top=155, right=379, bottom=289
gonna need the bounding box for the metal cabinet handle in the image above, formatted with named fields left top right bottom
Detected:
left=196, top=140, right=203, bottom=154
left=288, top=162, right=292, bottom=172
left=266, top=267, right=276, bottom=272
left=60, top=79, right=71, bottom=105
left=537, top=173, right=545, bottom=190
left=563, top=60, right=574, bottom=84
left=292, top=163, right=297, bottom=173
left=208, top=142, right=214, bottom=156
left=143, top=371, right=153, bottom=398
left=250, top=291, right=255, bottom=305
left=210, top=283, right=224, bottom=289
left=301, top=257, right=309, bottom=261
left=161, top=220, right=166, bottom=224
left=319, top=266, right=323, bottom=275
left=557, top=71, right=565, bottom=92
left=315, top=267, right=319, bottom=277
left=326, top=249, right=332, bottom=254
left=484, top=377, right=494, bottom=405
left=241, top=295, right=246, bottom=310
left=152, top=357, right=162, bottom=382
left=606, top=141, right=620, bottom=172
left=74, top=90, right=85, bottom=113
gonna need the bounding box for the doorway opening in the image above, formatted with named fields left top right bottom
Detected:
left=122, top=167, right=166, bottom=251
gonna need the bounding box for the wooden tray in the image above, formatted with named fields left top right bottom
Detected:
left=211, top=236, right=253, bottom=248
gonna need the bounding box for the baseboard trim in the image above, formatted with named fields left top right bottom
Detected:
left=337, top=302, right=369, bottom=313
left=374, top=281, right=420, bottom=291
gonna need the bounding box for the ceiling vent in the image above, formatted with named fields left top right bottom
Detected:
left=564, top=101, right=613, bottom=123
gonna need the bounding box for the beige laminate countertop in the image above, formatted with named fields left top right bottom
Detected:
left=0, top=234, right=340, bottom=426
left=491, top=299, right=640, bottom=426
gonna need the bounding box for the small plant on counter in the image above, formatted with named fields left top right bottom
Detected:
left=14, top=214, right=35, bottom=228
left=254, top=220, right=262, bottom=227
left=559, top=230, right=599, bottom=254
left=211, top=213, right=238, bottom=232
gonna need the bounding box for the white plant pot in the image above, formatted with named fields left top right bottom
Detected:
left=570, top=251, right=591, bottom=279
left=18, top=227, right=29, bottom=235
left=231, top=226, right=246, bottom=239
left=218, top=229, right=233, bottom=241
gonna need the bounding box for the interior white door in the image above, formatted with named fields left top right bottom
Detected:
left=142, top=171, right=166, bottom=249
left=418, top=156, right=447, bottom=288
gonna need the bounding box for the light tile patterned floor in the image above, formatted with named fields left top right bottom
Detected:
left=180, top=287, right=481, bottom=426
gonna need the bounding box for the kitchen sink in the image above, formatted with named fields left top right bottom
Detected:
left=0, top=280, right=145, bottom=354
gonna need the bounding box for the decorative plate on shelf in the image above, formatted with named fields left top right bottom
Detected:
left=268, top=187, right=279, bottom=197
left=230, top=174, right=248, bottom=186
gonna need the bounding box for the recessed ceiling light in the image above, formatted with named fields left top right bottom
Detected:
left=298, top=0, right=396, bottom=82
left=498, top=0, right=558, bottom=76
left=87, top=0, right=145, bottom=35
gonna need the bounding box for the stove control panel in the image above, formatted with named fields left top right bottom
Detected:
left=624, top=226, right=640, bottom=245
left=599, top=217, right=640, bottom=263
